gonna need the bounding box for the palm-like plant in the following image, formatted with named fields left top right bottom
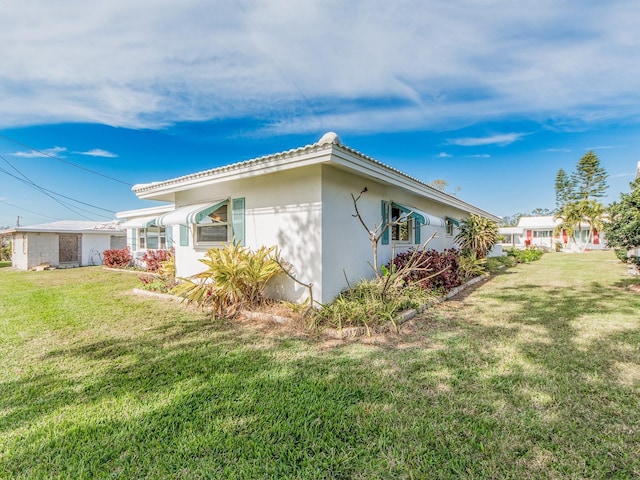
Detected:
left=172, top=242, right=283, bottom=318
left=455, top=214, right=499, bottom=259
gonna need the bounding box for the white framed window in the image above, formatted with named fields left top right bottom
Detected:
left=138, top=226, right=167, bottom=250
left=196, top=203, right=229, bottom=244
left=391, top=205, right=413, bottom=243
left=533, top=230, right=553, bottom=238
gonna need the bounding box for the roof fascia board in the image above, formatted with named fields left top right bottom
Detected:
left=115, top=204, right=175, bottom=219
left=133, top=137, right=499, bottom=222
left=134, top=145, right=334, bottom=200
left=329, top=146, right=500, bottom=221
left=8, top=228, right=123, bottom=234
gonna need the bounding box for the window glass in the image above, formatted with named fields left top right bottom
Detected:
left=196, top=204, right=229, bottom=243
left=137, top=226, right=166, bottom=250
left=446, top=219, right=454, bottom=236
left=391, top=206, right=412, bottom=242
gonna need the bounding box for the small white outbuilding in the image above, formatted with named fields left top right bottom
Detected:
left=1, top=221, right=125, bottom=270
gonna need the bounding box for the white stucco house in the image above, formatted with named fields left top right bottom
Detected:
left=117, top=132, right=500, bottom=303
left=499, top=215, right=605, bottom=251
left=0, top=221, right=125, bottom=270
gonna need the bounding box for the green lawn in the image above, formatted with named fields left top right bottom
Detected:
left=1, top=252, right=639, bottom=479
left=0, top=261, right=11, bottom=268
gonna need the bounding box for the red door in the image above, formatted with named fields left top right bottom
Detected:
left=525, top=229, right=532, bottom=247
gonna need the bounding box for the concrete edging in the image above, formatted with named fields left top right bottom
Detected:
left=131, top=273, right=492, bottom=338
left=322, top=274, right=491, bottom=339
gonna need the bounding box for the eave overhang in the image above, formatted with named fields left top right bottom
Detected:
left=132, top=133, right=500, bottom=222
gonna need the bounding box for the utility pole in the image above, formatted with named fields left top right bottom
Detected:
left=16, top=216, right=20, bottom=227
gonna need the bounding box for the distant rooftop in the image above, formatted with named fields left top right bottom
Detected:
left=0, top=220, right=123, bottom=234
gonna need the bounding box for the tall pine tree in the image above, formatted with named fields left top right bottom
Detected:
left=554, top=152, right=608, bottom=250
left=571, top=151, right=608, bottom=201
left=554, top=168, right=574, bottom=213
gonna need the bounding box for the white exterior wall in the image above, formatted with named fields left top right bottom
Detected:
left=172, top=165, right=323, bottom=302
left=320, top=165, right=468, bottom=302
left=11, top=232, right=122, bottom=270
left=11, top=234, right=28, bottom=270
left=82, top=234, right=117, bottom=266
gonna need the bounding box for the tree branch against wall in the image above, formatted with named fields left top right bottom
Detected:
left=351, top=188, right=412, bottom=274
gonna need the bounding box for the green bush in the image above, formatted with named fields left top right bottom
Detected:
left=485, top=257, right=504, bottom=273
left=314, top=278, right=435, bottom=331
left=172, top=243, right=282, bottom=319
left=0, top=242, right=11, bottom=262
left=455, top=214, right=499, bottom=258
left=614, top=249, right=628, bottom=263
left=458, top=252, right=487, bottom=279
left=506, top=247, right=544, bottom=263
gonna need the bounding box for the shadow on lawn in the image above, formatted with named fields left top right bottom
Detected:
left=2, top=268, right=640, bottom=477
left=0, top=316, right=396, bottom=478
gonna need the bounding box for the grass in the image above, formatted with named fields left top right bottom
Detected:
left=0, top=261, right=10, bottom=268
left=1, top=252, right=639, bottom=479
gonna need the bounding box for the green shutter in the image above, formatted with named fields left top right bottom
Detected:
left=179, top=225, right=189, bottom=246
left=232, top=197, right=245, bottom=246
left=381, top=200, right=389, bottom=245
left=131, top=229, right=137, bottom=251
left=414, top=216, right=421, bottom=245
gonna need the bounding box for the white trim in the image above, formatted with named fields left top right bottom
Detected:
left=120, top=215, right=158, bottom=228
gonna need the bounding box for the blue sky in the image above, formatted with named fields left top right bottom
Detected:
left=1, top=0, right=639, bottom=228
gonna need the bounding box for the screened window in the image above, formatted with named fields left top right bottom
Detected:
left=138, top=226, right=166, bottom=250
left=446, top=218, right=455, bottom=236
left=196, top=204, right=229, bottom=243
left=391, top=206, right=412, bottom=242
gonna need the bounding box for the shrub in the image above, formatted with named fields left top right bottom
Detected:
left=0, top=242, right=11, bottom=261
left=388, top=248, right=463, bottom=293
left=172, top=243, right=283, bottom=318
left=138, top=250, right=177, bottom=293
left=506, top=247, right=544, bottom=263
left=485, top=257, right=503, bottom=273
left=485, top=255, right=517, bottom=273
left=142, top=248, right=174, bottom=272
left=459, top=252, right=487, bottom=280
left=455, top=214, right=499, bottom=258
left=615, top=249, right=628, bottom=263
left=313, top=278, right=435, bottom=331
left=103, top=247, right=131, bottom=268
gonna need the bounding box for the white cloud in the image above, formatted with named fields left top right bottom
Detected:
left=585, top=145, right=619, bottom=150
left=12, top=146, right=67, bottom=158
left=448, top=133, right=525, bottom=147
left=76, top=149, right=118, bottom=158
left=0, top=1, right=639, bottom=133
left=438, top=152, right=452, bottom=158
left=546, top=148, right=571, bottom=153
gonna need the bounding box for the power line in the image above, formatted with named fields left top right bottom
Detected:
left=0, top=199, right=62, bottom=222
left=0, top=163, right=94, bottom=220
left=0, top=132, right=133, bottom=186
left=0, top=155, right=114, bottom=220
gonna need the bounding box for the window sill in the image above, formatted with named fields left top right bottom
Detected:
left=194, top=241, right=229, bottom=252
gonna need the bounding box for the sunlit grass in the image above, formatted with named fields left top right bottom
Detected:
left=1, top=253, right=639, bottom=479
